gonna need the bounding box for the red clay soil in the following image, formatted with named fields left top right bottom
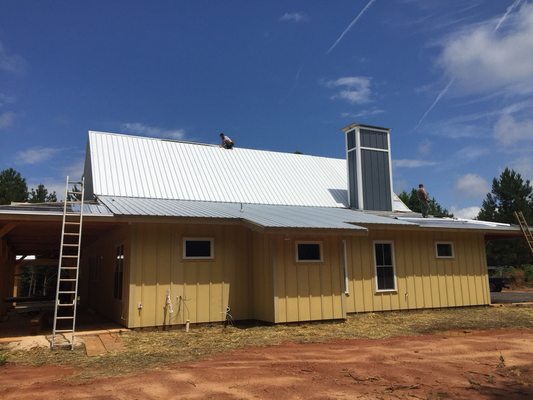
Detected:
left=1, top=329, right=532, bottom=400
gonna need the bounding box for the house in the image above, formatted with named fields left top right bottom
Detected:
left=0, top=124, right=522, bottom=329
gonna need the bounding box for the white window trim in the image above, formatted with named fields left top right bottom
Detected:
left=183, top=237, right=215, bottom=260
left=295, top=241, right=323, bottom=263
left=373, top=240, right=397, bottom=293
left=435, top=241, right=455, bottom=259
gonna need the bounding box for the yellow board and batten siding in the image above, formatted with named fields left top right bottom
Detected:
left=83, top=220, right=491, bottom=328
left=344, top=229, right=490, bottom=314
left=272, top=234, right=346, bottom=324
left=127, top=223, right=254, bottom=328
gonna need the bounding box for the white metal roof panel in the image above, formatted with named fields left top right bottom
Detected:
left=396, top=217, right=522, bottom=232
left=87, top=131, right=349, bottom=208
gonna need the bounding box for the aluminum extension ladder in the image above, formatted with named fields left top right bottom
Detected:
left=51, top=177, right=85, bottom=349
left=514, top=211, right=533, bottom=256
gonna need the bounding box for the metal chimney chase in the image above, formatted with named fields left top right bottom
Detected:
left=342, top=123, right=393, bottom=211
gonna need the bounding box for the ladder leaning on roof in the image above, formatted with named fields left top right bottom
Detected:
left=514, top=211, right=533, bottom=256
left=51, top=177, right=85, bottom=350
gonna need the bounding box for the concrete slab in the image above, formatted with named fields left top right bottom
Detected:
left=98, top=332, right=124, bottom=352
left=84, top=335, right=107, bottom=356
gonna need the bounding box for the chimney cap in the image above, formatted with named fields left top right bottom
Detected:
left=341, top=123, right=390, bottom=133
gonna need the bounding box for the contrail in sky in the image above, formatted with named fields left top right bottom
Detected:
left=414, top=78, right=455, bottom=131
left=494, top=0, right=523, bottom=31
left=326, top=0, right=377, bottom=54
left=414, top=0, right=523, bottom=130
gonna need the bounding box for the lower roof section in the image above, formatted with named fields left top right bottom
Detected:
left=395, top=216, right=520, bottom=233
left=0, top=197, right=523, bottom=234
left=98, top=196, right=416, bottom=231
left=0, top=201, right=112, bottom=217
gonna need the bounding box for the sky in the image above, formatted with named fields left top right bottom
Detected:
left=1, top=0, right=533, bottom=218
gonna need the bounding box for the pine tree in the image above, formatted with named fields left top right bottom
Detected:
left=28, top=184, right=58, bottom=203
left=0, top=168, right=28, bottom=205
left=477, top=168, right=533, bottom=224
left=477, top=168, right=533, bottom=265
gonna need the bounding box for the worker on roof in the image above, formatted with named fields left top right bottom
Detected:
left=417, top=183, right=430, bottom=218
left=220, top=133, right=234, bottom=149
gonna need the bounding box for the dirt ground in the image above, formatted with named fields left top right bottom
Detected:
left=1, top=329, right=532, bottom=400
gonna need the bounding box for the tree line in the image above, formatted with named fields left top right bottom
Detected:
left=1, top=165, right=532, bottom=265
left=0, top=168, right=57, bottom=205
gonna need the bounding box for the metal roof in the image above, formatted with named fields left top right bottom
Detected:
left=98, top=196, right=416, bottom=230
left=0, top=202, right=112, bottom=217
left=396, top=217, right=522, bottom=232
left=86, top=131, right=409, bottom=211
left=86, top=131, right=348, bottom=207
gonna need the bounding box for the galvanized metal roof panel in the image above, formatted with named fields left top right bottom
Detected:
left=98, top=196, right=416, bottom=230
left=87, top=131, right=357, bottom=208
left=0, top=202, right=112, bottom=216
left=396, top=217, right=521, bottom=232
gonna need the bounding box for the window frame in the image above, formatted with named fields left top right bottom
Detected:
left=373, top=240, right=397, bottom=293
left=183, top=237, right=215, bottom=260
left=295, top=241, right=323, bottom=263
left=435, top=241, right=455, bottom=259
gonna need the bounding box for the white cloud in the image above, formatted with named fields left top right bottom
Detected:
left=279, top=12, right=308, bottom=22
left=450, top=205, right=481, bottom=219
left=63, top=159, right=85, bottom=180
left=341, top=108, right=384, bottom=118
left=393, top=159, right=438, bottom=168
left=0, top=93, right=16, bottom=107
left=417, top=139, right=431, bottom=156
left=453, top=146, right=490, bottom=161
left=120, top=122, right=186, bottom=140
left=439, top=3, right=533, bottom=95
left=493, top=114, right=533, bottom=146
left=0, top=40, right=26, bottom=74
left=454, top=173, right=489, bottom=198
left=16, top=147, right=62, bottom=165
left=0, top=111, right=15, bottom=129
left=326, top=76, right=372, bottom=104
left=509, top=156, right=533, bottom=181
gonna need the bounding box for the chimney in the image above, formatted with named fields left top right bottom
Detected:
left=342, top=123, right=393, bottom=211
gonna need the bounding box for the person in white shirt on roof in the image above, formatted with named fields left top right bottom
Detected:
left=219, top=133, right=234, bottom=149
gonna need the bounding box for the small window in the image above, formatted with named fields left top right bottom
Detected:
left=374, top=241, right=396, bottom=292
left=435, top=242, right=454, bottom=258
left=183, top=238, right=214, bottom=259
left=296, top=242, right=323, bottom=262
left=114, top=245, right=124, bottom=300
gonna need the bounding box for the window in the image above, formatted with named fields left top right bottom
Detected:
left=296, top=241, right=323, bottom=262
left=183, top=238, right=214, bottom=259
left=114, top=245, right=124, bottom=300
left=435, top=242, right=454, bottom=258
left=374, top=241, right=396, bottom=291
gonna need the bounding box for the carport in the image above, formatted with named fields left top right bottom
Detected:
left=0, top=202, right=122, bottom=339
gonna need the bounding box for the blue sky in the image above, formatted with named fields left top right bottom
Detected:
left=1, top=0, right=532, bottom=217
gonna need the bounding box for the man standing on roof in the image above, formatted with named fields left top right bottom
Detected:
left=220, top=133, right=234, bottom=149
left=417, top=184, right=430, bottom=218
